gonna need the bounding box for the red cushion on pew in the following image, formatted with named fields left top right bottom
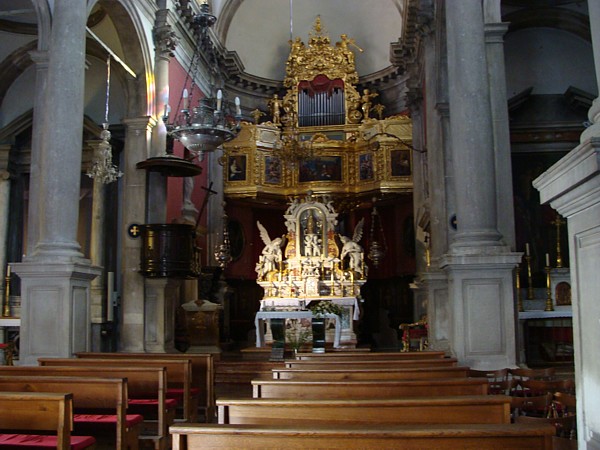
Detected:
left=0, top=434, right=96, bottom=449
left=74, top=413, right=144, bottom=427
left=129, top=398, right=179, bottom=409
left=166, top=387, right=201, bottom=399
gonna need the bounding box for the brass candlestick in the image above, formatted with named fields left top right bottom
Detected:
left=552, top=215, right=565, bottom=268
left=3, top=265, right=10, bottom=317
left=525, top=255, right=534, bottom=300
left=516, top=266, right=523, bottom=312
left=544, top=265, right=554, bottom=311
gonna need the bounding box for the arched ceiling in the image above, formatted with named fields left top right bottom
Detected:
left=213, top=0, right=406, bottom=82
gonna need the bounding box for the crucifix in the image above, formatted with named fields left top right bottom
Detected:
left=552, top=215, right=565, bottom=268
left=195, top=181, right=218, bottom=230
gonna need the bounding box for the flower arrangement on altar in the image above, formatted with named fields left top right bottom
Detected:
left=309, top=301, right=344, bottom=317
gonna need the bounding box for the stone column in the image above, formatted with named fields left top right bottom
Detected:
left=120, top=117, right=154, bottom=352
left=14, top=0, right=101, bottom=365
left=0, top=170, right=10, bottom=290
left=534, top=4, right=600, bottom=447
left=441, top=2, right=521, bottom=369
left=142, top=10, right=179, bottom=353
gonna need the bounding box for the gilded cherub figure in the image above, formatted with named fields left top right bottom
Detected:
left=361, top=89, right=378, bottom=121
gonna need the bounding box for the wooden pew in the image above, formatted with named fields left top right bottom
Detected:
left=41, top=357, right=197, bottom=423
left=216, top=360, right=285, bottom=398
left=285, top=357, right=458, bottom=370
left=217, top=395, right=511, bottom=425
left=0, top=392, right=97, bottom=450
left=252, top=378, right=489, bottom=399
left=0, top=375, right=141, bottom=450
left=0, top=365, right=169, bottom=450
left=272, top=366, right=470, bottom=381
left=169, top=423, right=554, bottom=449
left=75, top=351, right=215, bottom=422
left=293, top=350, right=447, bottom=360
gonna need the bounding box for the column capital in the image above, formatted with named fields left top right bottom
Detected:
left=28, top=50, right=49, bottom=65
left=123, top=116, right=156, bottom=132
left=484, top=22, right=510, bottom=44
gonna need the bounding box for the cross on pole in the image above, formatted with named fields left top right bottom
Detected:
left=195, top=181, right=218, bottom=230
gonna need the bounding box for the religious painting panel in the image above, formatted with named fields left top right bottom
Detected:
left=390, top=149, right=411, bottom=177
left=298, top=156, right=342, bottom=182
left=264, top=155, right=282, bottom=185
left=359, top=153, right=374, bottom=181
left=228, top=155, right=247, bottom=181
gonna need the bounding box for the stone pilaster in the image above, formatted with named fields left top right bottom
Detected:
left=0, top=170, right=10, bottom=290
left=120, top=116, right=153, bottom=352
left=485, top=22, right=516, bottom=250
left=145, top=278, right=175, bottom=353
left=25, top=50, right=48, bottom=256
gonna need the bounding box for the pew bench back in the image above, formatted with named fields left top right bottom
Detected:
left=217, top=395, right=511, bottom=425
left=75, top=351, right=215, bottom=421
left=252, top=377, right=489, bottom=399
left=0, top=391, right=96, bottom=450
left=0, top=375, right=139, bottom=450
left=293, top=351, right=447, bottom=360
left=272, top=366, right=470, bottom=381
left=284, top=358, right=458, bottom=370
left=169, top=423, right=554, bottom=449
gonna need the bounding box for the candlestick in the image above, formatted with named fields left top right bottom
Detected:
left=525, top=254, right=534, bottom=300
left=516, top=266, right=523, bottom=312
left=544, top=265, right=554, bottom=311
left=552, top=215, right=565, bottom=268
left=3, top=266, right=11, bottom=318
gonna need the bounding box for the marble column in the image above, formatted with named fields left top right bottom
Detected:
left=441, top=2, right=521, bottom=369
left=120, top=117, right=154, bottom=352
left=534, top=4, right=600, bottom=447
left=14, top=0, right=101, bottom=365
left=0, top=170, right=10, bottom=297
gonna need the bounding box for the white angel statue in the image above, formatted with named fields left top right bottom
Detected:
left=340, top=217, right=365, bottom=275
left=256, top=221, right=285, bottom=279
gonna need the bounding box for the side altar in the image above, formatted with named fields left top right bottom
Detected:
left=255, top=194, right=366, bottom=347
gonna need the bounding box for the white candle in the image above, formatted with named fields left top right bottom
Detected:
left=6, top=264, right=10, bottom=277
left=546, top=253, right=550, bottom=267
left=525, top=243, right=530, bottom=256
left=235, top=96, right=241, bottom=116
left=216, top=89, right=222, bottom=111
left=106, top=272, right=114, bottom=322
left=182, top=89, right=189, bottom=110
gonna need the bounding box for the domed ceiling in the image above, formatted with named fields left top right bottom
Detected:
left=213, top=0, right=406, bottom=82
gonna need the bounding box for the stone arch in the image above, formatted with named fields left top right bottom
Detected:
left=30, top=0, right=52, bottom=51
left=504, top=7, right=591, bottom=41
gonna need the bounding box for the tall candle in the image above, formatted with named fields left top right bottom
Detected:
left=216, top=89, right=222, bottom=111
left=182, top=89, right=189, bottom=110
left=235, top=96, right=241, bottom=116
left=106, top=272, right=114, bottom=322
left=525, top=243, right=530, bottom=256
left=5, top=264, right=10, bottom=277
left=546, top=253, right=550, bottom=267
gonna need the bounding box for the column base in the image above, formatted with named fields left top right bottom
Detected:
left=12, top=261, right=100, bottom=365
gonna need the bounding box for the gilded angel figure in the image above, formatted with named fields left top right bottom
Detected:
left=339, top=217, right=365, bottom=275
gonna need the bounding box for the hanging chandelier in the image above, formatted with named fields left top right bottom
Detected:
left=368, top=200, right=387, bottom=268
left=165, top=1, right=241, bottom=158
left=272, top=128, right=314, bottom=166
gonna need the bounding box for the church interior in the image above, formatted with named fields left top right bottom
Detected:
left=0, top=0, right=599, bottom=448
